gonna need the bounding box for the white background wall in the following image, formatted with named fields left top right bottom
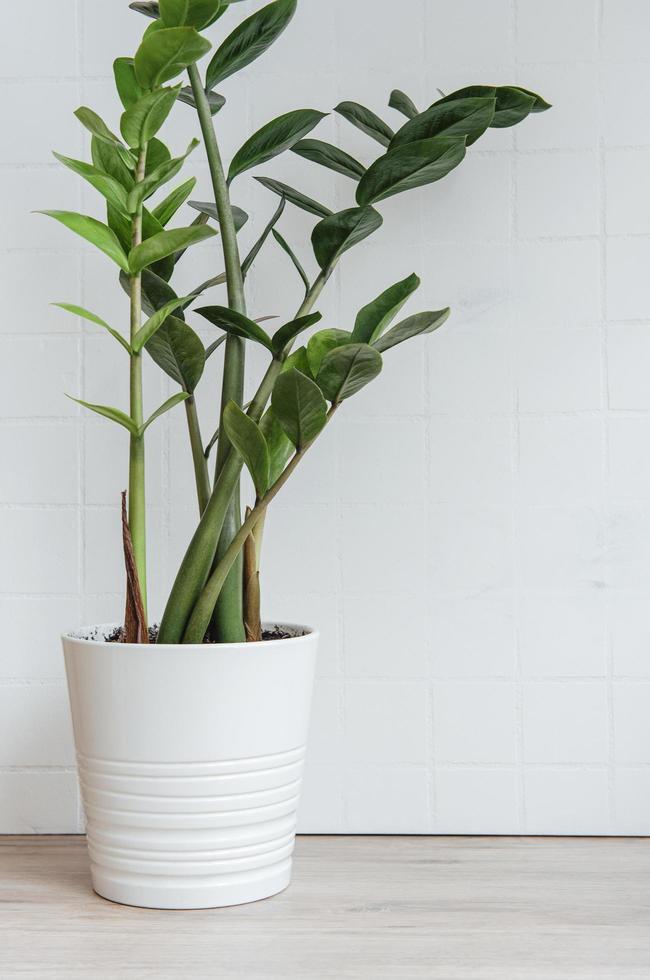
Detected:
left=1, top=0, right=649, bottom=835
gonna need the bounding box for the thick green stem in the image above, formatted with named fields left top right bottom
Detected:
left=188, top=62, right=246, bottom=642
left=185, top=395, right=210, bottom=514
left=182, top=409, right=336, bottom=644
left=157, top=269, right=333, bottom=644
left=129, top=146, right=148, bottom=616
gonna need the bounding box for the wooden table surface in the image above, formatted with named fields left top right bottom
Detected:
left=1, top=835, right=649, bottom=979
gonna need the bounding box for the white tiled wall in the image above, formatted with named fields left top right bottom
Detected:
left=1, top=0, right=649, bottom=835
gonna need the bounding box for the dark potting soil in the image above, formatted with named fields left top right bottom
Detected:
left=104, top=625, right=296, bottom=644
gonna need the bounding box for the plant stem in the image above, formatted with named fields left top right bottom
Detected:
left=182, top=409, right=337, bottom=644
left=188, top=62, right=245, bottom=642
left=129, top=145, right=148, bottom=617
left=157, top=267, right=333, bottom=645
left=185, top=395, right=210, bottom=514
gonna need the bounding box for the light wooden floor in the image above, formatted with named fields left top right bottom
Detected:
left=1, top=836, right=649, bottom=979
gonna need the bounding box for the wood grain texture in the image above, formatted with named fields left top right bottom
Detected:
left=1, top=835, right=649, bottom=979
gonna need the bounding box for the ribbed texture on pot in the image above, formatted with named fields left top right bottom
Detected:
left=62, top=626, right=318, bottom=909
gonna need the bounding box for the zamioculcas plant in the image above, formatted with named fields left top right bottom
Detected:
left=47, top=0, right=549, bottom=647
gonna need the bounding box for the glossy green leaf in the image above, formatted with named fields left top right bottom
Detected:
left=356, top=136, right=466, bottom=205
left=140, top=268, right=181, bottom=318
left=373, top=308, right=450, bottom=352
left=120, top=86, right=180, bottom=148
left=241, top=197, right=285, bottom=278
left=141, top=391, right=190, bottom=433
left=259, top=406, right=293, bottom=484
left=159, top=0, right=223, bottom=29
left=306, top=328, right=352, bottom=376
left=74, top=107, right=122, bottom=147
left=254, top=175, right=331, bottom=217
left=129, top=1, right=160, bottom=17
left=335, top=101, right=394, bottom=147
left=129, top=223, right=216, bottom=274
left=435, top=85, right=550, bottom=128
left=108, top=204, right=164, bottom=256
left=134, top=26, right=211, bottom=89
left=152, top=177, right=196, bottom=225
left=91, top=137, right=134, bottom=191
left=228, top=109, right=327, bottom=183
left=53, top=303, right=131, bottom=353
left=272, top=229, right=309, bottom=295
left=316, top=343, right=382, bottom=402
left=52, top=153, right=130, bottom=213
left=271, top=367, right=327, bottom=450
left=389, top=89, right=418, bottom=119
left=204, top=334, right=226, bottom=361
left=132, top=294, right=192, bottom=351
left=292, top=139, right=365, bottom=181
left=127, top=138, right=199, bottom=211
left=188, top=199, right=249, bottom=231
left=178, top=86, right=225, bottom=114
left=223, top=401, right=270, bottom=498
left=205, top=0, right=297, bottom=90
left=146, top=314, right=205, bottom=391
left=67, top=396, right=138, bottom=435
left=38, top=211, right=130, bottom=272
left=114, top=58, right=145, bottom=109
left=311, top=206, right=383, bottom=270
left=196, top=305, right=273, bottom=349
left=390, top=97, right=495, bottom=150
left=145, top=136, right=172, bottom=174
left=282, top=345, right=313, bottom=378
left=352, top=273, right=420, bottom=344
left=271, top=312, right=321, bottom=356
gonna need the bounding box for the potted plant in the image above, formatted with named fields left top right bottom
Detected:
left=45, top=0, right=549, bottom=909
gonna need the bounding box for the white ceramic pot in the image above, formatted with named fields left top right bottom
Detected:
left=62, top=623, right=318, bottom=910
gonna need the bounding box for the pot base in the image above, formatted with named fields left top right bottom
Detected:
left=91, top=859, right=293, bottom=910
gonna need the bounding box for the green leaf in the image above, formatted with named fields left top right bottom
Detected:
left=37, top=211, right=130, bottom=272
left=259, top=406, right=293, bottom=484
left=152, top=177, right=197, bottom=225
left=223, top=401, right=270, bottom=498
left=271, top=312, right=321, bottom=356
left=67, top=396, right=138, bottom=435
left=145, top=136, right=172, bottom=174
left=228, top=109, right=327, bottom=183
left=178, top=86, right=225, bottom=114
left=74, top=107, right=122, bottom=146
left=373, top=308, right=450, bottom=353
left=188, top=199, right=249, bottom=231
left=120, top=86, right=180, bottom=148
left=254, top=175, right=331, bottom=217
left=292, top=139, right=365, bottom=181
left=316, top=343, right=382, bottom=403
left=196, top=305, right=273, bottom=349
left=335, top=101, right=394, bottom=147
left=129, top=223, right=216, bottom=274
left=390, top=97, right=496, bottom=150
left=52, top=152, right=130, bottom=213
left=159, top=0, right=223, bottom=29
left=141, top=391, right=190, bottom=433
left=271, top=367, right=327, bottom=450
left=205, top=335, right=226, bottom=361
left=53, top=303, right=131, bottom=353
left=356, top=136, right=466, bottom=206
left=129, top=1, right=161, bottom=18
left=146, top=314, right=205, bottom=391
left=114, top=58, right=145, bottom=109
left=435, top=85, right=549, bottom=128
left=272, top=229, right=309, bottom=295
left=311, top=206, right=383, bottom=270
left=306, top=328, right=352, bottom=376
left=132, top=295, right=192, bottom=351
left=352, top=273, right=420, bottom=344
left=389, top=89, right=418, bottom=119
left=127, top=138, right=199, bottom=211
left=205, top=0, right=297, bottom=90
left=134, top=26, right=211, bottom=89
left=140, top=267, right=181, bottom=318
left=91, top=137, right=134, bottom=191
left=108, top=203, right=164, bottom=255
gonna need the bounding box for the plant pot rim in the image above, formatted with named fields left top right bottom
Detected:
left=63, top=622, right=317, bottom=653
